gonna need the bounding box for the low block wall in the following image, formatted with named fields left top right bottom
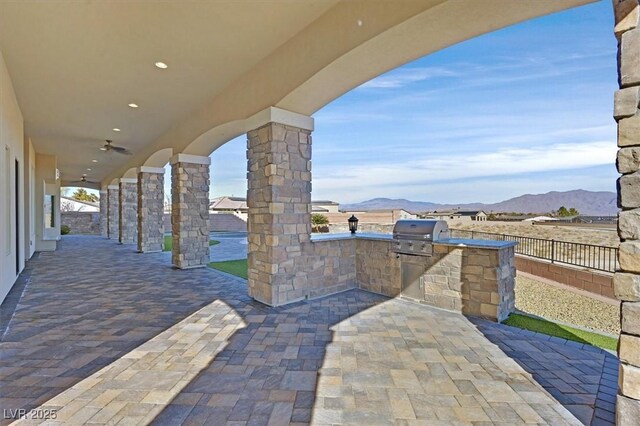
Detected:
left=61, top=212, right=101, bottom=235
left=515, top=256, right=614, bottom=299
left=163, top=213, right=248, bottom=233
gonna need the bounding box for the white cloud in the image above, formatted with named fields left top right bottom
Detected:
left=312, top=166, right=617, bottom=205
left=358, top=67, right=458, bottom=89
left=312, top=141, right=617, bottom=202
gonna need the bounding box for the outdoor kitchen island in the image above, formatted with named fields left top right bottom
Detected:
left=311, top=232, right=517, bottom=322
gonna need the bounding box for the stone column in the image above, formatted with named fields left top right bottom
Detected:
left=614, top=1, right=640, bottom=423
left=246, top=112, right=313, bottom=306
left=118, top=178, right=138, bottom=244
left=99, top=189, right=108, bottom=238
left=137, top=167, right=165, bottom=253
left=170, top=154, right=210, bottom=269
left=107, top=185, right=119, bottom=240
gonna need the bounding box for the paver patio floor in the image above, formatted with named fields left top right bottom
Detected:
left=0, top=236, right=618, bottom=425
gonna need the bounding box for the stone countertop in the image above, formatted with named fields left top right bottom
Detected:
left=310, top=232, right=392, bottom=242
left=311, top=233, right=516, bottom=249
left=435, top=238, right=517, bottom=249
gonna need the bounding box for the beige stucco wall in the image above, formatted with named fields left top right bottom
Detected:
left=34, top=154, right=60, bottom=252
left=0, top=48, right=25, bottom=304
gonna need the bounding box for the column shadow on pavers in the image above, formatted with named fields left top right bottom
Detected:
left=0, top=235, right=253, bottom=423
left=470, top=317, right=619, bottom=426
left=2, top=235, right=619, bottom=425
left=150, top=289, right=387, bottom=425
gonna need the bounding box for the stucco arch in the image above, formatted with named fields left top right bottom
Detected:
left=105, top=0, right=591, bottom=183
left=143, top=148, right=173, bottom=168
left=183, top=120, right=246, bottom=157
left=122, top=168, right=137, bottom=179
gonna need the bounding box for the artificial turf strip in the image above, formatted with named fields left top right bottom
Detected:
left=502, top=313, right=618, bottom=351
left=162, top=235, right=220, bottom=252
left=208, top=259, right=248, bottom=279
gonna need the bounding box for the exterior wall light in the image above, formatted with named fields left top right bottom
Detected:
left=348, top=215, right=359, bottom=234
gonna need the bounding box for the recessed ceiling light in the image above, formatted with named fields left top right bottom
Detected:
left=92, top=159, right=98, bottom=163
left=357, top=19, right=363, bottom=27
left=113, top=128, right=121, bottom=132
left=128, top=103, right=139, bottom=108
left=154, top=61, right=168, bottom=69
left=86, top=168, right=92, bottom=171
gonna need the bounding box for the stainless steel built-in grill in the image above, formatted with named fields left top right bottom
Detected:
left=392, top=219, right=449, bottom=257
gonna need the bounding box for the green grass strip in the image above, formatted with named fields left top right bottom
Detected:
left=208, top=259, right=248, bottom=279
left=503, top=313, right=618, bottom=351
left=163, top=235, right=219, bottom=252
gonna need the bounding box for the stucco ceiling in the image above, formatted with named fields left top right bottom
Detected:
left=0, top=0, right=338, bottom=184
left=0, top=0, right=594, bottom=188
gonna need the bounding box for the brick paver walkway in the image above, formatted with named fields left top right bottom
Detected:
left=0, top=236, right=617, bottom=425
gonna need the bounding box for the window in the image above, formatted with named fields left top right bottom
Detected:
left=44, top=194, right=55, bottom=228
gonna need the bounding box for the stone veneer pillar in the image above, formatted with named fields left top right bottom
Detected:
left=137, top=167, right=165, bottom=253
left=170, top=154, right=210, bottom=269
left=107, top=185, right=119, bottom=240
left=247, top=115, right=313, bottom=306
left=614, top=1, right=640, bottom=423
left=118, top=178, right=138, bottom=244
left=99, top=189, right=108, bottom=238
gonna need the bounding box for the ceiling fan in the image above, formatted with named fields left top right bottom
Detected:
left=101, top=139, right=131, bottom=155
left=70, top=175, right=99, bottom=184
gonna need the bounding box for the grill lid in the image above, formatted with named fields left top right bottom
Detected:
left=392, top=219, right=449, bottom=241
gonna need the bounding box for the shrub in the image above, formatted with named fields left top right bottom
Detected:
left=61, top=224, right=71, bottom=235
left=311, top=213, right=330, bottom=233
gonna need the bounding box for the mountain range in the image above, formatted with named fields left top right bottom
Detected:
left=340, top=190, right=618, bottom=216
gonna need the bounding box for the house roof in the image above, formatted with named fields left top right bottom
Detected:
left=426, top=210, right=484, bottom=216
left=209, top=196, right=247, bottom=211
left=61, top=195, right=99, bottom=208
left=425, top=211, right=460, bottom=216
left=311, top=200, right=339, bottom=205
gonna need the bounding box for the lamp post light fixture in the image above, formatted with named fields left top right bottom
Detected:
left=348, top=215, right=359, bottom=234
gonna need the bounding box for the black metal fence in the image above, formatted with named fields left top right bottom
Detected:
left=450, top=229, right=618, bottom=273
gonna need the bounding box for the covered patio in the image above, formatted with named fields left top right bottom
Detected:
left=1, top=1, right=639, bottom=424
left=0, top=236, right=618, bottom=424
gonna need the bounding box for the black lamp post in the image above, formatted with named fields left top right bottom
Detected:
left=348, top=215, right=359, bottom=234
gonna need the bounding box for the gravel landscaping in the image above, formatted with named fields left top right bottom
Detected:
left=515, top=273, right=620, bottom=335
left=453, top=221, right=619, bottom=247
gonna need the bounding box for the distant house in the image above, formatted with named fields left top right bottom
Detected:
left=423, top=210, right=487, bottom=222
left=330, top=208, right=417, bottom=224
left=312, top=200, right=340, bottom=213
left=492, top=214, right=535, bottom=222
left=209, top=196, right=248, bottom=213
left=366, top=209, right=417, bottom=221
left=60, top=196, right=99, bottom=212
left=570, top=215, right=617, bottom=224
left=209, top=196, right=248, bottom=221
left=209, top=196, right=341, bottom=220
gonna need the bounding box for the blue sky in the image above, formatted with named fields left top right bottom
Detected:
left=177, top=1, right=618, bottom=205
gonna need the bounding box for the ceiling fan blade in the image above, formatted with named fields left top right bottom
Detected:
left=112, top=146, right=132, bottom=155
